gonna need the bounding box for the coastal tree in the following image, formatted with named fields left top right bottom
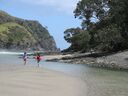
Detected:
left=95, top=24, right=125, bottom=51
left=74, top=0, right=110, bottom=30
left=64, top=0, right=128, bottom=52
left=64, top=27, right=82, bottom=43
left=70, top=30, right=90, bottom=52
left=64, top=28, right=91, bottom=52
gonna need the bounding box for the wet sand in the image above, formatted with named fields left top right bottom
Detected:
left=0, top=64, right=86, bottom=96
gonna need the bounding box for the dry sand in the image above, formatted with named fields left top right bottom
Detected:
left=43, top=54, right=72, bottom=60
left=0, top=64, right=86, bottom=96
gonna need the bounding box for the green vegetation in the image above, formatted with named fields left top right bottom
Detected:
left=64, top=28, right=90, bottom=52
left=0, top=22, right=36, bottom=49
left=64, top=0, right=128, bottom=52
left=0, top=10, right=57, bottom=51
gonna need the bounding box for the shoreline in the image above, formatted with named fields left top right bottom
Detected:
left=45, top=51, right=128, bottom=70
left=0, top=64, right=86, bottom=96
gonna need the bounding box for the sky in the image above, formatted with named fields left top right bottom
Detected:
left=0, top=0, right=81, bottom=50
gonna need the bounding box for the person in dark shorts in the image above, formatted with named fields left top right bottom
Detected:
left=23, top=52, right=27, bottom=65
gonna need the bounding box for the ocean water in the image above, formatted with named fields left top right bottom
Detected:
left=0, top=52, right=128, bottom=96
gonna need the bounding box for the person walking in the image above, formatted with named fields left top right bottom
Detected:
left=36, top=53, right=41, bottom=67
left=23, top=52, right=27, bottom=65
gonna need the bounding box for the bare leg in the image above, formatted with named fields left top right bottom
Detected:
left=38, top=63, right=39, bottom=67
left=24, top=59, right=26, bottom=65
left=37, top=60, right=40, bottom=67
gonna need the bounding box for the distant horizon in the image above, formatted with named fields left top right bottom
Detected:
left=0, top=0, right=81, bottom=50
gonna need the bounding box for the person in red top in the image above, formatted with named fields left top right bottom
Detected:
left=36, top=53, right=41, bottom=67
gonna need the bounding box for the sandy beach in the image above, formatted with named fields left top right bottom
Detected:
left=0, top=64, right=86, bottom=96
left=43, top=54, right=72, bottom=60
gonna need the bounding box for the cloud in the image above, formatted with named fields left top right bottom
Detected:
left=18, top=0, right=80, bottom=14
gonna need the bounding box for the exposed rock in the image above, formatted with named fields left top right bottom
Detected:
left=46, top=51, right=128, bottom=70
left=0, top=10, right=57, bottom=51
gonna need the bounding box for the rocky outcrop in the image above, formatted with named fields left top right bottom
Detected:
left=46, top=51, right=128, bottom=70
left=0, top=10, right=57, bottom=51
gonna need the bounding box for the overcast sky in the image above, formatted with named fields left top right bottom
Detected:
left=0, top=0, right=81, bottom=50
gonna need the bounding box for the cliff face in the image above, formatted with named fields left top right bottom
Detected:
left=0, top=10, right=57, bottom=51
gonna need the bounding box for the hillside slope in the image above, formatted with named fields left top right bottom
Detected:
left=0, top=10, right=57, bottom=51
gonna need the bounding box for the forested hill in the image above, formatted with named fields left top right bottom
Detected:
left=64, top=0, right=128, bottom=53
left=0, top=10, right=57, bottom=51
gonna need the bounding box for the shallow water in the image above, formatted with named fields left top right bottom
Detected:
left=0, top=53, right=128, bottom=96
